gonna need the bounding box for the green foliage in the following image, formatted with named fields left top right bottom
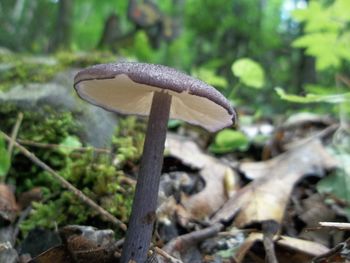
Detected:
left=0, top=137, right=10, bottom=178
left=232, top=58, right=265, bottom=89
left=277, top=0, right=350, bottom=110
left=209, top=129, right=249, bottom=154
left=73, top=0, right=129, bottom=50
left=292, top=0, right=350, bottom=70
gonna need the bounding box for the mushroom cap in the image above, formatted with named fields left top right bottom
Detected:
left=74, top=62, right=236, bottom=132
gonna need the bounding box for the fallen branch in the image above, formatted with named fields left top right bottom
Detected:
left=0, top=130, right=127, bottom=231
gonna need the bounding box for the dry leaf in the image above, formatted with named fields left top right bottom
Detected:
left=211, top=140, right=337, bottom=228
left=235, top=233, right=329, bottom=263
left=165, top=134, right=239, bottom=220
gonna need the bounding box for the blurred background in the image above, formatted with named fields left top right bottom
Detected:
left=1, top=0, right=349, bottom=113
left=1, top=1, right=350, bottom=262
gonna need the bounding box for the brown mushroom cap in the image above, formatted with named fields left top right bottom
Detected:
left=74, top=62, right=236, bottom=132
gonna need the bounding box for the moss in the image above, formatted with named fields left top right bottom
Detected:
left=0, top=51, right=116, bottom=92
left=0, top=53, right=146, bottom=237
left=2, top=112, right=145, bottom=237
left=112, top=116, right=146, bottom=167
left=56, top=51, right=115, bottom=68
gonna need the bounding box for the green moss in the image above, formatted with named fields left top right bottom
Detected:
left=0, top=51, right=116, bottom=92
left=0, top=53, right=147, bottom=237
left=112, top=116, right=146, bottom=166
left=5, top=113, right=145, bottom=236
left=56, top=51, right=115, bottom=68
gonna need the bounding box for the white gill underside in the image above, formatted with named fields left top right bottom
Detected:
left=76, top=74, right=233, bottom=132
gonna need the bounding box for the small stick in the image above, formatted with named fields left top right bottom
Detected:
left=262, top=221, right=278, bottom=263
left=16, top=139, right=111, bottom=154
left=319, top=222, right=350, bottom=230
left=8, top=112, right=23, bottom=157
left=154, top=247, right=183, bottom=263
left=0, top=130, right=127, bottom=231
left=163, top=222, right=224, bottom=254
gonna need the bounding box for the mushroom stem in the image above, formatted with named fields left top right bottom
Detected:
left=121, top=91, right=172, bottom=262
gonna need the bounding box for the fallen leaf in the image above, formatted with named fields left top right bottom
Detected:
left=28, top=245, right=73, bottom=263
left=165, top=134, right=239, bottom=220
left=234, top=233, right=329, bottom=263
left=211, top=140, right=337, bottom=228
left=297, top=194, right=336, bottom=246
left=165, top=133, right=207, bottom=170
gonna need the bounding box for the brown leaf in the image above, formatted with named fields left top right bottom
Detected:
left=211, top=140, right=337, bottom=228
left=165, top=134, right=239, bottom=220
left=235, top=233, right=329, bottom=263
left=28, top=245, right=74, bottom=263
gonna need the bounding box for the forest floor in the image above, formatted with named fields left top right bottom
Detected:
left=0, top=52, right=349, bottom=263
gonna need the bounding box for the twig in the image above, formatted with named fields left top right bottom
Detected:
left=312, top=237, right=350, bottom=263
left=154, top=247, right=183, bottom=263
left=262, top=221, right=278, bottom=263
left=8, top=112, right=23, bottom=157
left=16, top=139, right=112, bottom=154
left=163, top=222, right=224, bottom=255
left=0, top=130, right=127, bottom=231
left=319, top=221, right=350, bottom=230
left=336, top=74, right=350, bottom=87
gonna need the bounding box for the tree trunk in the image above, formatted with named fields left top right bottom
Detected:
left=50, top=0, right=73, bottom=51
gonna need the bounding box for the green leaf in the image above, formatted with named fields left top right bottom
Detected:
left=168, top=119, right=183, bottom=129
left=0, top=137, right=10, bottom=177
left=209, top=129, right=249, bottom=154
left=58, top=136, right=82, bottom=155
left=292, top=32, right=345, bottom=70
left=291, top=0, right=350, bottom=71
left=231, top=58, right=265, bottom=89
left=275, top=87, right=350, bottom=104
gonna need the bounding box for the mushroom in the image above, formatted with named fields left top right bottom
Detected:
left=74, top=62, right=236, bottom=262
